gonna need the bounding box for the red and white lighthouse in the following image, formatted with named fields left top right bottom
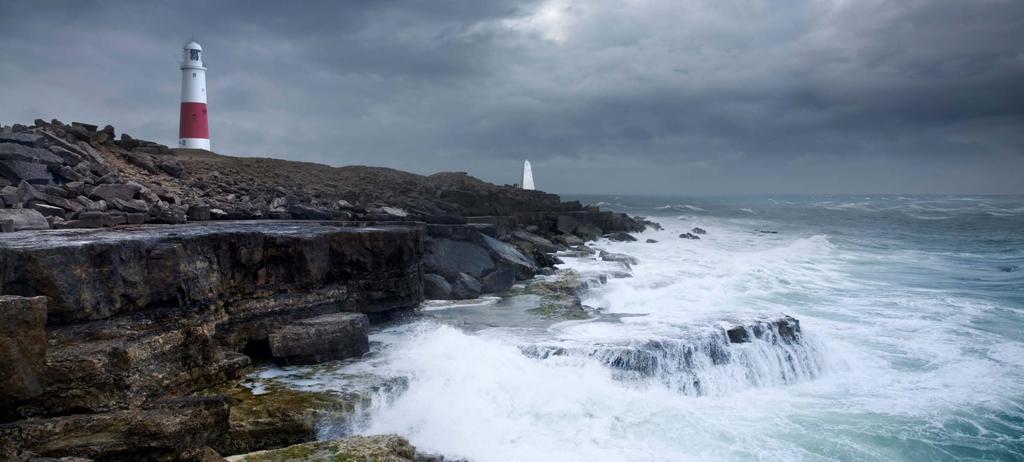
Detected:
left=179, top=40, right=210, bottom=150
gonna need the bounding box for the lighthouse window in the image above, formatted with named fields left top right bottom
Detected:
left=190, top=49, right=200, bottom=61
left=192, top=72, right=196, bottom=78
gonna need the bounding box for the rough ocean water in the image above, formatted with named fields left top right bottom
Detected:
left=247, top=195, right=1024, bottom=461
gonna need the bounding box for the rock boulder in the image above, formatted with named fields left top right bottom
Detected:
left=451, top=272, right=482, bottom=300
left=422, top=273, right=452, bottom=300
left=268, top=313, right=370, bottom=365
left=0, top=209, right=49, bottom=231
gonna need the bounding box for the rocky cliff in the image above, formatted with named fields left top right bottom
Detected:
left=0, top=119, right=649, bottom=461
left=0, top=222, right=424, bottom=460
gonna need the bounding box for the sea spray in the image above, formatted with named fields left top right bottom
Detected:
left=351, top=323, right=818, bottom=462
left=522, top=316, right=827, bottom=396
left=246, top=195, right=1024, bottom=461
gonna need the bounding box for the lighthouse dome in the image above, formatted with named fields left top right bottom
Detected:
left=182, top=40, right=205, bottom=68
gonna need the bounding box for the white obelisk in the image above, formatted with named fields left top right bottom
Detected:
left=521, top=160, right=535, bottom=190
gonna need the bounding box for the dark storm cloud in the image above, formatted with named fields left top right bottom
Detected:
left=1, top=0, right=1022, bottom=194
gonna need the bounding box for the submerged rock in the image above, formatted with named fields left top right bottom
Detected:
left=691, top=227, right=706, bottom=235
left=639, top=218, right=663, bottom=231
left=599, top=250, right=639, bottom=267
left=558, top=246, right=596, bottom=258
left=522, top=315, right=819, bottom=396
left=523, top=270, right=597, bottom=320
left=725, top=316, right=800, bottom=344
left=604, top=231, right=637, bottom=242
left=528, top=270, right=589, bottom=297
left=527, top=295, right=590, bottom=320
left=679, top=232, right=701, bottom=240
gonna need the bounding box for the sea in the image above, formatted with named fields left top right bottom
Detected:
left=247, top=195, right=1024, bottom=461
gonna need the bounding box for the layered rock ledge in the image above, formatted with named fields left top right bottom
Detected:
left=0, top=221, right=423, bottom=460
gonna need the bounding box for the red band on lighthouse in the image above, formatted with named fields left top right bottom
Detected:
left=179, top=102, right=209, bottom=139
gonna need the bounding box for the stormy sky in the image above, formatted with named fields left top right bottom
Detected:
left=1, top=0, right=1022, bottom=194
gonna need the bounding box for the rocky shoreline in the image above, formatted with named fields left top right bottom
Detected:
left=0, top=120, right=653, bottom=461
left=0, top=119, right=813, bottom=461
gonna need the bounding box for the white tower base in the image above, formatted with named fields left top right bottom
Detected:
left=179, top=138, right=211, bottom=150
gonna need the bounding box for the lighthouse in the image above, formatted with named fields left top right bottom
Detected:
left=179, top=40, right=210, bottom=150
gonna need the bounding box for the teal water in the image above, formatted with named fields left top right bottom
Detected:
left=561, top=194, right=1024, bottom=460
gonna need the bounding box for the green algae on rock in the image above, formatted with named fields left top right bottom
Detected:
left=209, top=383, right=357, bottom=456
left=225, top=435, right=417, bottom=462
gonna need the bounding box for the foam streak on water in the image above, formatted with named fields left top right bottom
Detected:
left=266, top=195, right=1024, bottom=461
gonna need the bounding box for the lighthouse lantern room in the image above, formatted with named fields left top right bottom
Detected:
left=179, top=40, right=210, bottom=150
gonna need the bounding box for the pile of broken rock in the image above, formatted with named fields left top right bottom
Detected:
left=1, top=120, right=189, bottom=231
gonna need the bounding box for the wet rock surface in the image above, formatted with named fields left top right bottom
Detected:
left=421, top=273, right=453, bottom=300
left=599, top=250, right=640, bottom=267
left=225, top=435, right=419, bottom=462
left=268, top=313, right=370, bottom=366
left=422, top=224, right=537, bottom=299
left=0, top=296, right=47, bottom=409
left=0, top=396, right=230, bottom=462
left=208, top=384, right=355, bottom=457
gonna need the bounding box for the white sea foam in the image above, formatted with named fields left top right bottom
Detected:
left=255, top=200, right=1024, bottom=461
left=358, top=324, right=826, bottom=462
left=421, top=297, right=501, bottom=311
